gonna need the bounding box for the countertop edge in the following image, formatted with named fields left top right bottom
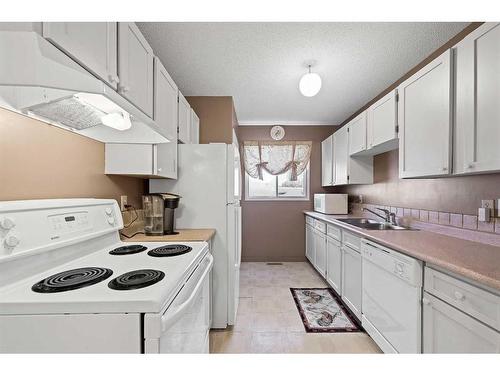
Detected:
left=304, top=211, right=500, bottom=292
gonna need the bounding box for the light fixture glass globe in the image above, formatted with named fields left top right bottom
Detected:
left=299, top=72, right=322, bottom=97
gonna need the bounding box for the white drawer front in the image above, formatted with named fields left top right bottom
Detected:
left=424, top=267, right=500, bottom=331
left=305, top=216, right=314, bottom=226
left=314, top=219, right=327, bottom=233
left=327, top=224, right=342, bottom=241
left=342, top=230, right=361, bottom=252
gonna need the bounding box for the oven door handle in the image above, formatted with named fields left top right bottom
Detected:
left=160, top=254, right=213, bottom=332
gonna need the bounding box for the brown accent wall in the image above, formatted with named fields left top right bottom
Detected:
left=186, top=96, right=236, bottom=144
left=0, top=108, right=144, bottom=206
left=239, top=125, right=338, bottom=262
left=335, top=150, right=500, bottom=216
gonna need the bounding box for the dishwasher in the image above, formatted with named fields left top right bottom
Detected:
left=361, top=239, right=423, bottom=353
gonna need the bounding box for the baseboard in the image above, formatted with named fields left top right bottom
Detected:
left=241, top=256, right=307, bottom=262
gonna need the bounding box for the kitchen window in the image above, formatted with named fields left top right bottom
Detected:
left=242, top=140, right=312, bottom=201
left=245, top=165, right=310, bottom=201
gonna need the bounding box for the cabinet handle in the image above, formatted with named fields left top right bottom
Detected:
left=422, top=297, right=430, bottom=305
left=454, top=291, right=465, bottom=301
left=467, top=163, right=474, bottom=169
left=157, top=167, right=162, bottom=172
left=442, top=167, right=448, bottom=171
left=108, top=75, right=120, bottom=84
left=118, top=85, right=130, bottom=94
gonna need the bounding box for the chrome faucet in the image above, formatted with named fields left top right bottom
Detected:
left=363, top=207, right=397, bottom=225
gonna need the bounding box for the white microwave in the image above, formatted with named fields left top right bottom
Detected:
left=314, top=194, right=348, bottom=214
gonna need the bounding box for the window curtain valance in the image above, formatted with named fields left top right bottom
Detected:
left=242, top=141, right=312, bottom=181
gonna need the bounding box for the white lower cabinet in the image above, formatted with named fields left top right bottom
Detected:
left=341, top=243, right=362, bottom=320
left=422, top=292, right=500, bottom=353
left=314, top=229, right=327, bottom=277
left=326, top=236, right=342, bottom=294
left=305, top=223, right=315, bottom=264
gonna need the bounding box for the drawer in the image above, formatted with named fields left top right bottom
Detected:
left=342, top=230, right=361, bottom=252
left=424, top=267, right=500, bottom=331
left=327, top=224, right=341, bottom=241
left=305, top=216, right=314, bottom=226
left=314, top=219, right=327, bottom=233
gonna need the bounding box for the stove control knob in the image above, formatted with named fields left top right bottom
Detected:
left=0, top=217, right=15, bottom=230
left=107, top=216, right=115, bottom=225
left=4, top=235, right=19, bottom=248
left=105, top=207, right=113, bottom=216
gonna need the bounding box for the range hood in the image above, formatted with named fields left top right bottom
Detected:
left=0, top=31, right=168, bottom=144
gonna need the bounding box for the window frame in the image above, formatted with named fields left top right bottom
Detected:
left=244, top=164, right=310, bottom=201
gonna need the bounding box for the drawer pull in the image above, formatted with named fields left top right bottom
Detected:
left=422, top=297, right=431, bottom=305
left=454, top=291, right=465, bottom=301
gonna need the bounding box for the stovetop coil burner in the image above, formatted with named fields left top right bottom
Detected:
left=147, top=244, right=192, bottom=257
left=109, top=245, right=147, bottom=255
left=32, top=267, right=113, bottom=293
left=108, top=269, right=165, bottom=290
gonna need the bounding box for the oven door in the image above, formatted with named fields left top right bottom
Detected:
left=143, top=253, right=213, bottom=353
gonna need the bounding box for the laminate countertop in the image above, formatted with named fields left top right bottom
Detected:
left=304, top=211, right=500, bottom=291
left=121, top=229, right=216, bottom=243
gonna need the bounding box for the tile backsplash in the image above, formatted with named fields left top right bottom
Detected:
left=353, top=202, right=500, bottom=234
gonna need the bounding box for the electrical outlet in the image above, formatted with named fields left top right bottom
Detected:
left=120, top=195, right=128, bottom=211
left=481, top=199, right=494, bottom=209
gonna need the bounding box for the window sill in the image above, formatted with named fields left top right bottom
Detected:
left=245, top=197, right=310, bottom=202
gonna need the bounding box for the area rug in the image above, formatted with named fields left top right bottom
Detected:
left=290, top=288, right=363, bottom=333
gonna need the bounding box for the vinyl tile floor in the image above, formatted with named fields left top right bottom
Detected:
left=209, top=262, right=382, bottom=354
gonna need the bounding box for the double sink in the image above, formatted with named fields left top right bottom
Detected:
left=336, top=218, right=413, bottom=231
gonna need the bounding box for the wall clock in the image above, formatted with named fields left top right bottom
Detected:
left=270, top=125, right=285, bottom=140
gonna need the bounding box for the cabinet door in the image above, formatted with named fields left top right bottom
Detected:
left=341, top=245, right=362, bottom=319
left=367, top=89, right=398, bottom=149
left=348, top=111, right=367, bottom=155
left=178, top=92, right=191, bottom=144
left=118, top=22, right=154, bottom=117
left=305, top=224, right=312, bottom=261
left=105, top=144, right=153, bottom=176
left=398, top=50, right=452, bottom=178
left=43, top=22, right=118, bottom=89
left=326, top=237, right=342, bottom=294
left=191, top=109, right=200, bottom=144
left=321, top=135, right=333, bottom=186
left=454, top=23, right=500, bottom=174
left=333, top=126, right=349, bottom=185
left=314, top=231, right=327, bottom=277
left=423, top=292, right=500, bottom=353
left=154, top=57, right=178, bottom=140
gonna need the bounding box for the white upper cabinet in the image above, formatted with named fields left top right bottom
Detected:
left=178, top=92, right=191, bottom=144
left=321, top=135, right=334, bottom=186
left=118, top=22, right=154, bottom=117
left=348, top=111, right=367, bottom=155
left=42, top=23, right=119, bottom=89
left=367, top=89, right=399, bottom=152
left=454, top=23, right=500, bottom=175
left=153, top=57, right=178, bottom=179
left=190, top=109, right=200, bottom=144
left=398, top=50, right=453, bottom=178
left=333, top=126, right=373, bottom=186
left=333, top=126, right=349, bottom=185
left=154, top=57, right=178, bottom=140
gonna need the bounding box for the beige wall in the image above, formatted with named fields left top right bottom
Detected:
left=186, top=96, right=236, bottom=144
left=335, top=150, right=500, bottom=216
left=239, top=125, right=338, bottom=262
left=0, top=108, right=145, bottom=206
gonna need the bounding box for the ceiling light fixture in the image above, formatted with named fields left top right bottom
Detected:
left=299, top=64, right=322, bottom=97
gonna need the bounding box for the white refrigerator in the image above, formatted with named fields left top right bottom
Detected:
left=149, top=143, right=242, bottom=329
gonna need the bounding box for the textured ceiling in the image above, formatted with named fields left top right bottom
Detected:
left=137, top=22, right=468, bottom=125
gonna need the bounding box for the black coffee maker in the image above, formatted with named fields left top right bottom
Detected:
left=143, top=193, right=181, bottom=235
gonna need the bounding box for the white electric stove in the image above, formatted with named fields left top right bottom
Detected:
left=0, top=199, right=212, bottom=353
